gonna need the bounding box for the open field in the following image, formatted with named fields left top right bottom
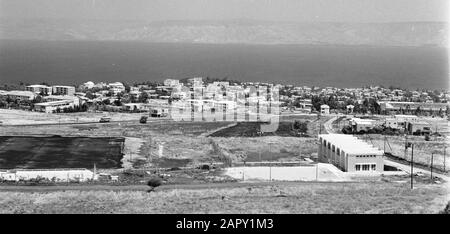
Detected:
left=0, top=136, right=124, bottom=169
left=0, top=182, right=447, bottom=213
left=0, top=109, right=143, bottom=125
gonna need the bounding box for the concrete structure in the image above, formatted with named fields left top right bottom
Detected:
left=384, top=115, right=418, bottom=130
left=3, top=91, right=36, bottom=101
left=34, top=100, right=75, bottom=113
left=52, top=85, right=75, bottom=96
left=407, top=121, right=432, bottom=135
left=26, top=85, right=52, bottom=95
left=318, top=134, right=384, bottom=172
left=378, top=101, right=449, bottom=116
left=0, top=168, right=95, bottom=182
left=320, top=104, right=330, bottom=115
left=108, top=82, right=126, bottom=94
left=349, top=118, right=377, bottom=133
left=187, top=77, right=203, bottom=87
left=164, top=79, right=180, bottom=87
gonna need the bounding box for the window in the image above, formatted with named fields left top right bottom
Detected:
left=371, top=164, right=376, bottom=171
left=355, top=165, right=361, bottom=171
left=362, top=164, right=370, bottom=171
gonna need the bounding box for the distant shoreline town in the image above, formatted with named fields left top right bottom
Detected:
left=1, top=77, right=448, bottom=118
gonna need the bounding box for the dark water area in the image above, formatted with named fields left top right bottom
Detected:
left=0, top=40, right=448, bottom=90
left=0, top=136, right=124, bottom=169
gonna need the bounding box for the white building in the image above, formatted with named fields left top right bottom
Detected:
left=349, top=118, right=377, bottom=133
left=164, top=79, right=180, bottom=87
left=26, top=85, right=52, bottom=95
left=0, top=168, right=96, bottom=182
left=52, top=85, right=76, bottom=96
left=320, top=104, right=330, bottom=115
left=80, top=81, right=95, bottom=89
left=34, top=100, right=76, bottom=113
left=3, top=90, right=36, bottom=101
left=318, top=134, right=384, bottom=172
left=108, top=82, right=126, bottom=94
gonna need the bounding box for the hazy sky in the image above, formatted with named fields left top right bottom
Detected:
left=0, top=0, right=448, bottom=22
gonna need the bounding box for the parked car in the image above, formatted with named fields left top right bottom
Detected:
left=99, top=117, right=111, bottom=123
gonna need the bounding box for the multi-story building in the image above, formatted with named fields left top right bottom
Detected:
left=52, top=85, right=75, bottom=96
left=25, top=85, right=52, bottom=95
left=108, top=82, right=125, bottom=94
left=164, top=79, right=180, bottom=87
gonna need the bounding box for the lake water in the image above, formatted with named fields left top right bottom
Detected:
left=0, top=40, right=448, bottom=89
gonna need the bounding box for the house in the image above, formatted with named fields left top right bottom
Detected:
left=407, top=121, right=432, bottom=135
left=187, top=77, right=203, bottom=87
left=52, top=85, right=75, bottom=96
left=384, top=115, right=418, bottom=130
left=346, top=105, right=354, bottom=113
left=150, top=107, right=169, bottom=117
left=164, top=79, right=180, bottom=87
left=123, top=103, right=142, bottom=112
left=79, top=81, right=95, bottom=90
left=318, top=134, right=384, bottom=172
left=320, top=104, right=330, bottom=115
left=108, top=82, right=126, bottom=94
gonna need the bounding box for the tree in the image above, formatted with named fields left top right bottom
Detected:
left=293, top=120, right=308, bottom=136
left=114, top=99, right=122, bottom=106
left=102, top=99, right=111, bottom=105
left=147, top=177, right=163, bottom=192
left=138, top=92, right=149, bottom=103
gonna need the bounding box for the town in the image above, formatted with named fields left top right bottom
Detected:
left=0, top=77, right=449, bottom=213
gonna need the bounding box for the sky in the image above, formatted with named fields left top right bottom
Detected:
left=0, top=0, right=448, bottom=23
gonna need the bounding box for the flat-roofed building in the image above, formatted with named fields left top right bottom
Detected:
left=164, top=79, right=180, bottom=87
left=0, top=168, right=95, bottom=182
left=34, top=100, right=75, bottom=113
left=52, top=85, right=75, bottom=96
left=4, top=90, right=36, bottom=101
left=318, top=134, right=384, bottom=172
left=320, top=104, right=330, bottom=115
left=26, top=85, right=52, bottom=95
left=378, top=101, right=449, bottom=116
left=349, top=118, right=377, bottom=133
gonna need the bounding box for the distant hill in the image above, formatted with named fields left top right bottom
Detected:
left=0, top=19, right=447, bottom=47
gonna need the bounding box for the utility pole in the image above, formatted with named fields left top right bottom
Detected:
left=316, top=163, right=319, bottom=181
left=404, top=134, right=408, bottom=160
left=269, top=143, right=272, bottom=182
left=444, top=146, right=447, bottom=172
left=430, top=152, right=434, bottom=181
left=410, top=143, right=414, bottom=189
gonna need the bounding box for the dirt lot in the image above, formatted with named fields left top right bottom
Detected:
left=0, top=136, right=124, bottom=169
left=0, top=109, right=142, bottom=125
left=0, top=181, right=447, bottom=213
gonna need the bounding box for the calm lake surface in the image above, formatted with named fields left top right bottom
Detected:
left=0, top=40, right=448, bottom=89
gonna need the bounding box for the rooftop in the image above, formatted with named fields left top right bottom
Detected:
left=318, top=134, right=383, bottom=155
